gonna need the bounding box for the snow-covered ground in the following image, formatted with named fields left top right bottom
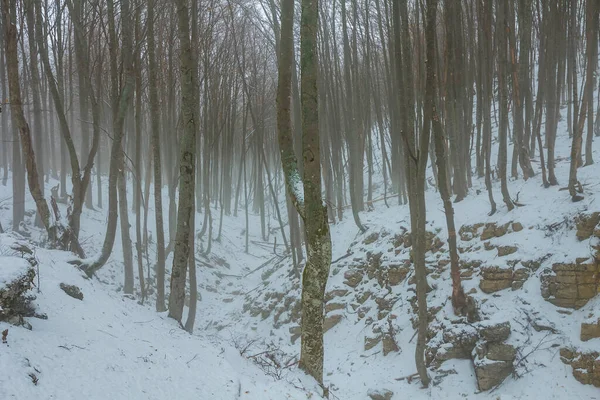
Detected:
left=0, top=233, right=315, bottom=400
left=0, top=101, right=599, bottom=400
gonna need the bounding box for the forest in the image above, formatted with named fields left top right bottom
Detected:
left=0, top=0, right=599, bottom=399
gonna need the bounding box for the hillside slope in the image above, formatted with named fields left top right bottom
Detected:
left=0, top=234, right=314, bottom=400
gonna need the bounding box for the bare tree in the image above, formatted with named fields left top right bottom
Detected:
left=168, top=0, right=198, bottom=323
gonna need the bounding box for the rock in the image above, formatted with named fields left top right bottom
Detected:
left=512, top=222, right=524, bottom=232
left=485, top=343, right=516, bottom=362
left=382, top=333, right=399, bottom=356
left=521, top=259, right=542, bottom=270
left=325, top=302, right=345, bottom=313
left=511, top=268, right=529, bottom=290
left=573, top=368, right=593, bottom=385
left=576, top=212, right=600, bottom=241
left=325, top=289, right=349, bottom=302
left=323, top=315, right=342, bottom=333
left=481, top=225, right=496, bottom=241
left=479, top=266, right=513, bottom=293
left=497, top=246, right=518, bottom=257
left=560, top=348, right=600, bottom=387
left=60, top=283, right=84, bottom=300
left=481, top=223, right=509, bottom=240
left=560, top=347, right=575, bottom=363
left=375, top=297, right=392, bottom=312
left=474, top=340, right=515, bottom=390
left=459, top=223, right=484, bottom=241
left=479, top=321, right=511, bottom=343
left=0, top=257, right=37, bottom=328
left=461, top=270, right=474, bottom=279
left=364, top=335, right=382, bottom=351
left=367, top=389, right=394, bottom=400
left=357, top=306, right=370, bottom=319
left=428, top=325, right=479, bottom=365
left=540, top=262, right=599, bottom=309
left=483, top=241, right=496, bottom=251
left=356, top=291, right=372, bottom=305
left=474, top=358, right=513, bottom=391
left=387, top=266, right=409, bottom=286
left=581, top=319, right=600, bottom=341
left=363, top=232, right=380, bottom=245
left=343, top=269, right=363, bottom=288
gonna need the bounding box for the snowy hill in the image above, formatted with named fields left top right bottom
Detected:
left=1, top=101, right=599, bottom=400
left=0, top=234, right=314, bottom=400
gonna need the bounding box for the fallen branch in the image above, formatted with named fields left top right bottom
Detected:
left=243, top=255, right=287, bottom=278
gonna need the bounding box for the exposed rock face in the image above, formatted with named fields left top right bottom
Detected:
left=427, top=325, right=479, bottom=365
left=427, top=321, right=515, bottom=391
left=575, top=212, right=600, bottom=241
left=480, top=222, right=510, bottom=241
left=580, top=319, right=600, bottom=341
left=382, top=333, right=399, bottom=356
left=364, top=335, right=381, bottom=351
left=473, top=356, right=514, bottom=391
left=560, top=348, right=600, bottom=387
left=343, top=269, right=363, bottom=288
left=511, top=222, right=524, bottom=232
left=459, top=223, right=484, bottom=241
left=363, top=232, right=380, bottom=245
left=479, top=321, right=511, bottom=343
left=473, top=323, right=516, bottom=391
left=479, top=266, right=512, bottom=293
left=387, top=266, right=409, bottom=286
left=540, top=261, right=599, bottom=309
left=497, top=246, right=518, bottom=257
left=60, top=283, right=84, bottom=300
left=479, top=266, right=530, bottom=293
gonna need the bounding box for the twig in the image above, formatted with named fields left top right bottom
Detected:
left=395, top=372, right=420, bottom=382
left=186, top=354, right=200, bottom=366
left=332, top=252, right=353, bottom=264
left=243, top=255, right=287, bottom=278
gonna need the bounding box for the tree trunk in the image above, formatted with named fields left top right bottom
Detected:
left=168, top=0, right=197, bottom=323
left=82, top=0, right=136, bottom=276
left=2, top=0, right=51, bottom=235
left=147, top=0, right=166, bottom=312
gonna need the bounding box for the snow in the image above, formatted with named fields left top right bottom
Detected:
left=0, top=256, right=31, bottom=288
left=0, top=81, right=599, bottom=400
left=0, top=241, right=313, bottom=399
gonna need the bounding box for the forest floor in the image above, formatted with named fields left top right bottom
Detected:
left=1, top=107, right=600, bottom=399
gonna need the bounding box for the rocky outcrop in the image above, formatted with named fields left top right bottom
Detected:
left=581, top=318, right=600, bottom=342
left=426, top=321, right=515, bottom=391
left=540, top=261, right=598, bottom=309
left=480, top=222, right=510, bottom=241
left=575, top=212, right=600, bottom=241
left=497, top=246, right=518, bottom=257
left=560, top=348, right=600, bottom=387
left=343, top=269, right=363, bottom=288
left=473, top=322, right=516, bottom=391
left=479, top=266, right=530, bottom=293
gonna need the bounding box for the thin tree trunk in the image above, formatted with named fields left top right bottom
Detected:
left=147, top=0, right=166, bottom=312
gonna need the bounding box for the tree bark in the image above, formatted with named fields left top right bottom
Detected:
left=168, top=0, right=197, bottom=323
